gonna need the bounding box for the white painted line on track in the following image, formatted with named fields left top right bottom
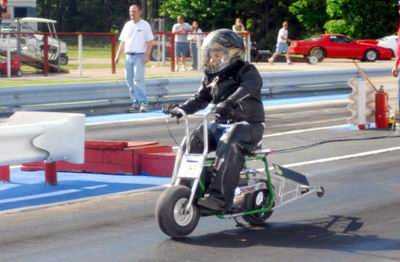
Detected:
left=86, top=116, right=169, bottom=127
left=283, top=146, right=400, bottom=168
left=83, top=185, right=108, bottom=190
left=0, top=189, right=80, bottom=204
left=266, top=99, right=347, bottom=111
left=264, top=124, right=348, bottom=138
left=172, top=124, right=349, bottom=150
left=272, top=118, right=346, bottom=128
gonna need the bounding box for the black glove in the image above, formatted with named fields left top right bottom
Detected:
left=216, top=100, right=235, bottom=119
left=169, top=106, right=184, bottom=119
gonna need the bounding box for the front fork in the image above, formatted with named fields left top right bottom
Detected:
left=261, top=154, right=276, bottom=212
left=184, top=162, right=210, bottom=212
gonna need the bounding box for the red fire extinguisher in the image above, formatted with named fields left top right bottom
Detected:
left=375, top=86, right=389, bottom=129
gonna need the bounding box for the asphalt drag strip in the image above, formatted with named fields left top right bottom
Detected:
left=1, top=125, right=400, bottom=261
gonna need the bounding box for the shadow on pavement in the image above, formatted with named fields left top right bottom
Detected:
left=177, top=215, right=399, bottom=254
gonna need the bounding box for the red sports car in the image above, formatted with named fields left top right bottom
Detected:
left=289, top=34, right=394, bottom=63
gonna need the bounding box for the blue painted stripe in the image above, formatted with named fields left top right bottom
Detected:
left=86, top=94, right=348, bottom=124
left=0, top=169, right=171, bottom=212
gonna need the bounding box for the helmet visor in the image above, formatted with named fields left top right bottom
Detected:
left=201, top=43, right=230, bottom=74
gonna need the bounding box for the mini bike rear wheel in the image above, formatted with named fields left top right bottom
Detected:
left=242, top=189, right=274, bottom=226
left=155, top=185, right=200, bottom=238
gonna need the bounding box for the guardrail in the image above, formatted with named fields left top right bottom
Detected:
left=0, top=68, right=391, bottom=116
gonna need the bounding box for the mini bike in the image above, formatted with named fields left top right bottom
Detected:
left=155, top=107, right=325, bottom=238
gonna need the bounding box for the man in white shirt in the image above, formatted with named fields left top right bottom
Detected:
left=268, top=21, right=292, bottom=65
left=172, top=16, right=192, bottom=71
left=115, top=3, right=154, bottom=112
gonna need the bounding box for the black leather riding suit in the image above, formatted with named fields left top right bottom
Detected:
left=179, top=60, right=265, bottom=207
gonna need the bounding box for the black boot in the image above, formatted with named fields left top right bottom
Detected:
left=197, top=195, right=226, bottom=211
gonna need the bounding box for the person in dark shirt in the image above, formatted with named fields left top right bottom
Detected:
left=0, top=4, right=7, bottom=25
left=169, top=29, right=265, bottom=211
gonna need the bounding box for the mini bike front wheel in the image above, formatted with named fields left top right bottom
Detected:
left=242, top=189, right=274, bottom=226
left=155, top=185, right=200, bottom=238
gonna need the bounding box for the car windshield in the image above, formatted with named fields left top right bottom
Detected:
left=310, top=35, right=322, bottom=40
left=20, top=24, right=37, bottom=33
left=330, top=35, right=352, bottom=43
left=378, top=35, right=396, bottom=41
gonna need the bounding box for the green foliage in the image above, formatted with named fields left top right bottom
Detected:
left=324, top=19, right=353, bottom=35
left=159, top=0, right=233, bottom=30
left=35, top=0, right=400, bottom=53
left=289, top=0, right=327, bottom=34
left=324, top=0, right=397, bottom=38
left=159, top=0, right=301, bottom=49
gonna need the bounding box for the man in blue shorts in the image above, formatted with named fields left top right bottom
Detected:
left=172, top=16, right=192, bottom=71
left=268, top=21, right=292, bottom=65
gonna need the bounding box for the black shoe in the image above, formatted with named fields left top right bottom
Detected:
left=139, top=104, right=148, bottom=112
left=197, top=196, right=225, bottom=211
left=127, top=104, right=139, bottom=113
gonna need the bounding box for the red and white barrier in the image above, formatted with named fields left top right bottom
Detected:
left=0, top=111, right=85, bottom=185
left=22, top=140, right=176, bottom=177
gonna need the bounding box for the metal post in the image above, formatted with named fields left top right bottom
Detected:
left=170, top=33, right=175, bottom=72
left=156, top=33, right=161, bottom=64
left=44, top=161, right=57, bottom=185
left=357, top=77, right=367, bottom=129
left=6, top=34, right=11, bottom=78
left=111, top=34, right=117, bottom=74
left=78, top=33, right=83, bottom=77
left=43, top=34, right=49, bottom=76
left=196, top=34, right=201, bottom=71
left=0, top=165, right=10, bottom=183
left=57, top=37, right=61, bottom=70
left=161, top=33, right=166, bottom=65
left=246, top=33, right=251, bottom=63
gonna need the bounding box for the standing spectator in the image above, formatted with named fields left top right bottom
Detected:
left=188, top=21, right=203, bottom=70
left=0, top=2, right=7, bottom=26
left=268, top=21, right=292, bottom=65
left=172, top=16, right=192, bottom=71
left=115, top=3, right=154, bottom=113
left=392, top=1, right=400, bottom=118
left=232, top=18, right=246, bottom=33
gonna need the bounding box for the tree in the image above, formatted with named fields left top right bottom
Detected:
left=159, top=0, right=233, bottom=30
left=289, top=0, right=327, bottom=35
left=290, top=0, right=398, bottom=39
left=324, top=0, right=397, bottom=39
left=159, top=0, right=302, bottom=50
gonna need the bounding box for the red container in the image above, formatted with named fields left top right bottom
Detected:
left=375, top=89, right=389, bottom=129
left=0, top=165, right=10, bottom=182
left=140, top=152, right=176, bottom=177
left=0, top=54, right=21, bottom=76
left=21, top=140, right=172, bottom=175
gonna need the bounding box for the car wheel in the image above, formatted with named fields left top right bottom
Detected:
left=59, top=54, right=69, bottom=65
left=307, top=55, right=319, bottom=64
left=309, top=47, right=325, bottom=62
left=364, top=49, right=378, bottom=62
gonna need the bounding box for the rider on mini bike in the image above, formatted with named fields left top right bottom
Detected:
left=169, top=29, right=265, bottom=212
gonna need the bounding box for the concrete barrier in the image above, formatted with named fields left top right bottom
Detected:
left=0, top=111, right=85, bottom=184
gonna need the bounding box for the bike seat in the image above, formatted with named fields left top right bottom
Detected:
left=243, top=141, right=272, bottom=156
